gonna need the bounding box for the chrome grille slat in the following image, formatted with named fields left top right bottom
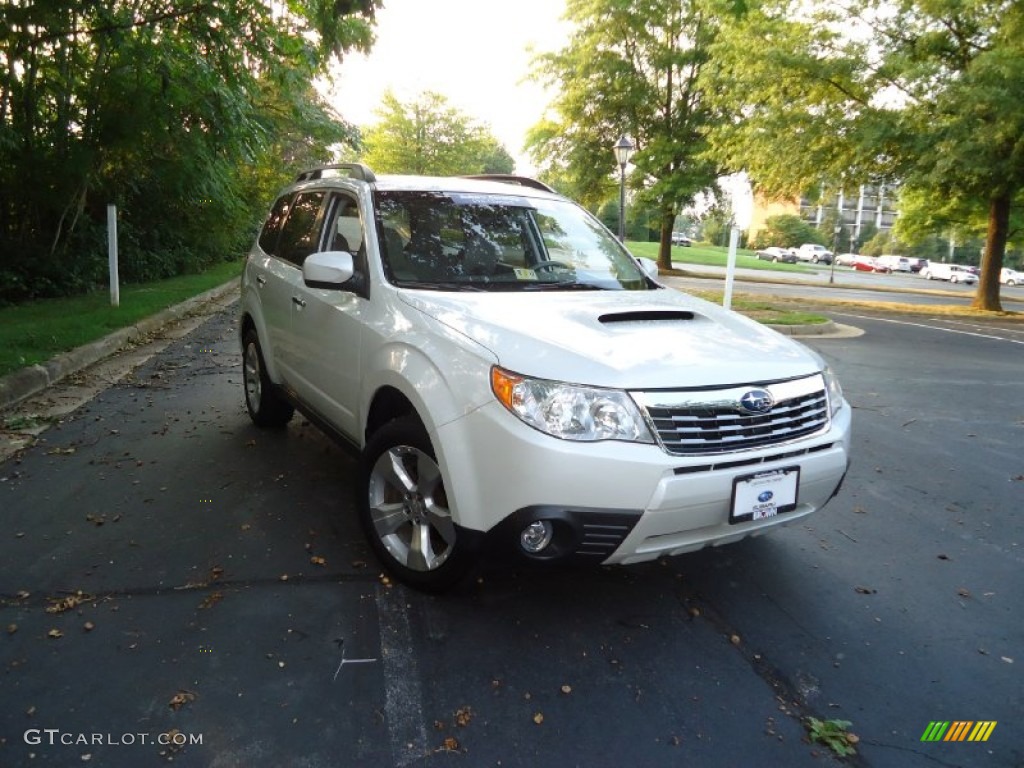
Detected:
left=633, top=376, right=830, bottom=456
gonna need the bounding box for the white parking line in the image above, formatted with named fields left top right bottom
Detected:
left=926, top=317, right=1024, bottom=337
left=833, top=313, right=1024, bottom=345
left=376, top=584, right=429, bottom=766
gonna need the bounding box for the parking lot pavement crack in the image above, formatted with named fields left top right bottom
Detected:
left=678, top=588, right=872, bottom=767
left=856, top=739, right=972, bottom=767
left=2, top=571, right=381, bottom=607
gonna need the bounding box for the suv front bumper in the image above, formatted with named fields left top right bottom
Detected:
left=435, top=400, right=852, bottom=566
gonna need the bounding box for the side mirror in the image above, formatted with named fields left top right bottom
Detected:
left=637, top=257, right=659, bottom=277
left=304, top=251, right=354, bottom=288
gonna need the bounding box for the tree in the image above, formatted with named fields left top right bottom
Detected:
left=703, top=0, right=1024, bottom=310
left=0, top=1, right=378, bottom=303
left=361, top=90, right=513, bottom=176
left=749, top=214, right=819, bottom=250
left=526, top=0, right=725, bottom=270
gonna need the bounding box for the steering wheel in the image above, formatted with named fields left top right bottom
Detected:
left=531, top=260, right=571, bottom=273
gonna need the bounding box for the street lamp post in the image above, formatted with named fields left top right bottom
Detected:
left=613, top=135, right=634, bottom=241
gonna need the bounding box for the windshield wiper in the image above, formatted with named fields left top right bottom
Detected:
left=395, top=280, right=487, bottom=292
left=517, top=281, right=609, bottom=291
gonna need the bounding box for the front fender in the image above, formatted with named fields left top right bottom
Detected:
left=238, top=278, right=283, bottom=384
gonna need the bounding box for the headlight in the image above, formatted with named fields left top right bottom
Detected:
left=491, top=366, right=654, bottom=443
left=823, top=366, right=844, bottom=416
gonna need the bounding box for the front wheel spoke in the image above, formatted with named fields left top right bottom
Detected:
left=407, top=521, right=435, bottom=571
left=371, top=501, right=408, bottom=536
left=383, top=449, right=417, bottom=494
left=426, top=504, right=456, bottom=548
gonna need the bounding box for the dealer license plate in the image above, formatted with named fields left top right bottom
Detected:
left=729, top=467, right=799, bottom=524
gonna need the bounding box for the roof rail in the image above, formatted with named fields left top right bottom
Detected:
left=461, top=174, right=556, bottom=193
left=296, top=163, right=377, bottom=183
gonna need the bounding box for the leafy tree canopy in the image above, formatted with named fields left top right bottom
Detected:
left=526, top=0, right=729, bottom=269
left=0, top=0, right=379, bottom=303
left=361, top=90, right=514, bottom=176
left=749, top=214, right=820, bottom=250
left=702, top=0, right=1024, bottom=309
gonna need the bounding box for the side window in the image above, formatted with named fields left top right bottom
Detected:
left=323, top=193, right=369, bottom=297
left=258, top=195, right=292, bottom=256
left=276, top=191, right=326, bottom=266
left=326, top=194, right=364, bottom=255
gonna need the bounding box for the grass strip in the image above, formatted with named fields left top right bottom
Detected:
left=626, top=240, right=812, bottom=273
left=0, top=260, right=243, bottom=377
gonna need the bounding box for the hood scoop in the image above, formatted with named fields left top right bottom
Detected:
left=598, top=310, right=696, bottom=325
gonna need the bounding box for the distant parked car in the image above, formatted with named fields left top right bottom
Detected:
left=906, top=258, right=927, bottom=273
left=852, top=255, right=891, bottom=273
left=921, top=262, right=977, bottom=284
left=1000, top=267, right=1022, bottom=286
left=795, top=243, right=833, bottom=264
left=671, top=232, right=692, bottom=246
left=756, top=246, right=798, bottom=263
left=877, top=254, right=911, bottom=272
left=835, top=253, right=857, bottom=267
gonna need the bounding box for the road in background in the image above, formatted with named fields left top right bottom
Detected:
left=1, top=301, right=1021, bottom=767
left=667, top=261, right=1024, bottom=310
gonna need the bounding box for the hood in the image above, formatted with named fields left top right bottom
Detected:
left=399, top=288, right=822, bottom=389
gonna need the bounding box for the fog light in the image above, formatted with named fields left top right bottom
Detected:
left=520, top=520, right=553, bottom=553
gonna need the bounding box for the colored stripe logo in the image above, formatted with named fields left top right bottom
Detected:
left=921, top=721, right=997, bottom=742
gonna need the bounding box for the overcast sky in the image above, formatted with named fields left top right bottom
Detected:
left=327, top=0, right=570, bottom=173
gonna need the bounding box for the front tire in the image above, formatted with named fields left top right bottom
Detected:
left=242, top=329, right=294, bottom=428
left=359, top=416, right=472, bottom=592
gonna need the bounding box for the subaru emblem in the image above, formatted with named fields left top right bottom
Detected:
left=758, top=490, right=774, bottom=503
left=739, top=388, right=774, bottom=414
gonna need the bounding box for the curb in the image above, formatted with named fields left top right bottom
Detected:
left=0, top=280, right=239, bottom=412
left=766, top=319, right=838, bottom=336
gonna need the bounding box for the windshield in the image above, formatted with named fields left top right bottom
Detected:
left=373, top=191, right=653, bottom=291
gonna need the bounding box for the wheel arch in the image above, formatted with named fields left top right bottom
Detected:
left=239, top=309, right=283, bottom=383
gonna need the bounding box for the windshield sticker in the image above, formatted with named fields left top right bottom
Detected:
left=513, top=268, right=538, bottom=281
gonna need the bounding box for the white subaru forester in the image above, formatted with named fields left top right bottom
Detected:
left=240, top=165, right=851, bottom=591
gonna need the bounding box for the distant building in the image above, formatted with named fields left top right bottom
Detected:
left=750, top=184, right=900, bottom=245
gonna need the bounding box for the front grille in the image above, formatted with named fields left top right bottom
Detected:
left=633, top=375, right=829, bottom=456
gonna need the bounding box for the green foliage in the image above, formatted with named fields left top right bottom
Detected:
left=749, top=214, right=819, bottom=250
left=361, top=90, right=514, bottom=176
left=860, top=230, right=899, bottom=257
left=526, top=0, right=725, bottom=268
left=0, top=0, right=379, bottom=304
left=703, top=0, right=1024, bottom=310
left=806, top=717, right=858, bottom=758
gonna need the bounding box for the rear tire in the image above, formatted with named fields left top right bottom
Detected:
left=242, top=329, right=294, bottom=428
left=359, top=416, right=473, bottom=592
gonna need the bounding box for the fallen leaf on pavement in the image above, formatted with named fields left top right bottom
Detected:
left=168, top=691, right=196, bottom=710
left=47, top=629, right=63, bottom=639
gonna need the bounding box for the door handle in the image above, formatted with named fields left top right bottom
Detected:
left=292, top=296, right=306, bottom=308
left=255, top=275, right=267, bottom=287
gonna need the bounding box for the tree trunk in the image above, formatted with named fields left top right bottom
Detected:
left=658, top=208, right=674, bottom=271
left=973, top=194, right=1010, bottom=311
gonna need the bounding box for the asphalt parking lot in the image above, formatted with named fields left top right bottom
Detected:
left=1, top=285, right=1021, bottom=767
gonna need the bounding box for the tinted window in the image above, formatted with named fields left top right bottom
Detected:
left=258, top=195, right=292, bottom=256
left=276, top=192, right=326, bottom=266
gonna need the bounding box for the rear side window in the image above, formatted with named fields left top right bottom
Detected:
left=258, top=195, right=292, bottom=256
left=277, top=192, right=327, bottom=266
